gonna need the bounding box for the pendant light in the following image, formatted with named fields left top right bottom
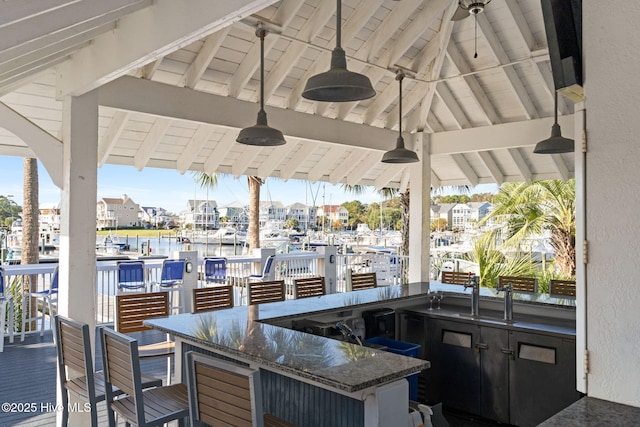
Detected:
left=237, top=25, right=286, bottom=146
left=381, top=70, right=419, bottom=163
left=533, top=91, right=574, bottom=154
left=302, top=0, right=375, bottom=102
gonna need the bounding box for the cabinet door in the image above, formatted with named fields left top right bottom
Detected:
left=479, top=326, right=510, bottom=423
left=426, top=319, right=481, bottom=414
left=509, top=331, right=581, bottom=427
left=399, top=312, right=428, bottom=402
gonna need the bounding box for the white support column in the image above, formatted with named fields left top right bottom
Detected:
left=57, top=91, right=98, bottom=427
left=408, top=132, right=431, bottom=283
left=573, top=101, right=586, bottom=393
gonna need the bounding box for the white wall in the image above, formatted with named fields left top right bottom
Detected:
left=584, top=1, right=640, bottom=406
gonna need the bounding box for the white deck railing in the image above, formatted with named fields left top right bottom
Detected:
left=2, top=250, right=407, bottom=337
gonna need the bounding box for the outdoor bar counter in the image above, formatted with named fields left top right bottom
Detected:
left=145, top=282, right=577, bottom=426
left=145, top=283, right=431, bottom=427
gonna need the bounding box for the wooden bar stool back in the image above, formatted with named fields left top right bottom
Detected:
left=247, top=280, right=285, bottom=305
left=192, top=286, right=234, bottom=313
left=185, top=351, right=296, bottom=427
left=350, top=272, right=378, bottom=290
left=497, top=276, right=538, bottom=293
left=293, top=276, right=326, bottom=299
left=441, top=271, right=473, bottom=285
left=549, top=279, right=576, bottom=297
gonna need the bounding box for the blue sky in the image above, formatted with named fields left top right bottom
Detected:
left=1, top=156, right=498, bottom=214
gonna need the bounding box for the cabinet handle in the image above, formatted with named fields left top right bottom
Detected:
left=475, top=343, right=488, bottom=352
left=501, top=348, right=515, bottom=360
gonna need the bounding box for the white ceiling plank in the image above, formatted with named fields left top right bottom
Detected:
left=227, top=36, right=277, bottom=98
left=228, top=0, right=303, bottom=98
left=263, top=40, right=306, bottom=101
left=98, top=110, right=129, bottom=167
left=375, top=165, right=403, bottom=189
left=203, top=131, right=236, bottom=173
left=308, top=147, right=346, bottom=183
left=477, top=14, right=539, bottom=120
left=257, top=142, right=298, bottom=178
left=504, top=0, right=536, bottom=51
left=0, top=0, right=77, bottom=26
left=377, top=0, right=450, bottom=68
left=0, top=23, right=113, bottom=70
left=279, top=143, right=316, bottom=181
left=296, top=0, right=335, bottom=43
left=445, top=44, right=499, bottom=125
left=329, top=150, right=365, bottom=184
left=435, top=83, right=469, bottom=130
left=182, top=29, right=230, bottom=89
left=430, top=114, right=574, bottom=155
left=100, top=76, right=398, bottom=151
left=477, top=150, right=504, bottom=185
left=133, top=117, right=171, bottom=171
left=354, top=0, right=423, bottom=62
left=364, top=75, right=401, bottom=125
left=450, top=153, right=479, bottom=187
left=345, top=153, right=381, bottom=185
left=285, top=50, right=328, bottom=109
left=0, top=101, right=63, bottom=187
left=507, top=147, right=532, bottom=183
left=337, top=67, right=387, bottom=121
left=56, top=0, right=279, bottom=97
left=0, top=0, right=152, bottom=64
left=176, top=125, right=215, bottom=174
left=231, top=145, right=261, bottom=177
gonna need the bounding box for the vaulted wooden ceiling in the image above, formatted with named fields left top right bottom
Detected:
left=0, top=0, right=574, bottom=191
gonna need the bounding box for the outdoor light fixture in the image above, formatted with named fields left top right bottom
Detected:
left=381, top=70, right=419, bottom=164
left=237, top=25, right=286, bottom=146
left=458, top=0, right=492, bottom=16
left=302, top=0, right=375, bottom=102
left=533, top=91, right=574, bottom=154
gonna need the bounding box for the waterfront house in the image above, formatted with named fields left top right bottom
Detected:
left=181, top=199, right=219, bottom=230
left=96, top=195, right=140, bottom=229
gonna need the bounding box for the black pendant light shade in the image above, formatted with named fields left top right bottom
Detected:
left=533, top=91, right=574, bottom=154
left=302, top=0, right=375, bottom=102
left=382, top=70, right=419, bottom=164
left=237, top=26, right=286, bottom=146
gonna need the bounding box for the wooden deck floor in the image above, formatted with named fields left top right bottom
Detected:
left=0, top=330, right=172, bottom=427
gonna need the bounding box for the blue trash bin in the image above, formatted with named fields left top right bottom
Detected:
left=363, top=337, right=421, bottom=401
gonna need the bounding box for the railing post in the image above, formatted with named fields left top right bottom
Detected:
left=318, top=246, right=337, bottom=294
left=175, top=250, right=198, bottom=313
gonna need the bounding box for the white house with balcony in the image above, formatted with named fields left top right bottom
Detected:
left=181, top=199, right=219, bottom=230
left=286, top=202, right=317, bottom=229
left=317, top=205, right=348, bottom=228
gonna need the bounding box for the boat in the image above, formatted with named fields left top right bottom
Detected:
left=209, top=227, right=247, bottom=245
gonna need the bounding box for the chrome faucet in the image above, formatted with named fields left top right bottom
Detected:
left=496, top=284, right=513, bottom=321
left=463, top=274, right=480, bottom=317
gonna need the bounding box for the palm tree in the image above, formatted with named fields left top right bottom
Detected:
left=21, top=158, right=39, bottom=330
left=482, top=180, right=575, bottom=276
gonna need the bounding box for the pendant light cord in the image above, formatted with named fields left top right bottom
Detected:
left=553, top=90, right=558, bottom=124
left=256, top=26, right=266, bottom=112
left=336, top=0, right=342, bottom=49
left=397, top=69, right=404, bottom=137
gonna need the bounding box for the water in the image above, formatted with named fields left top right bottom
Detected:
left=99, top=234, right=247, bottom=259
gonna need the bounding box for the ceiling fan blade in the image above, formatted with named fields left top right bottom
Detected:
left=451, top=6, right=469, bottom=21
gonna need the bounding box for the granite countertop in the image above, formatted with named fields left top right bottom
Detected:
left=539, top=397, right=640, bottom=426
left=145, top=282, right=575, bottom=393
left=146, top=283, right=432, bottom=394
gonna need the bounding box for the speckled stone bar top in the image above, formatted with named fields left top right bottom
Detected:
left=539, top=397, right=640, bottom=426
left=146, top=283, right=432, bottom=394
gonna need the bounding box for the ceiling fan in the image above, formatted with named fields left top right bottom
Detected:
left=451, top=0, right=492, bottom=21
